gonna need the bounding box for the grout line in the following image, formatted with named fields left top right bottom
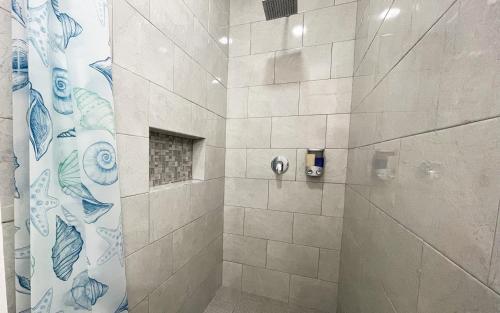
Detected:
left=415, top=242, right=425, bottom=313
left=352, top=0, right=459, bottom=115
left=349, top=114, right=500, bottom=149
left=352, top=0, right=396, bottom=75
left=316, top=248, right=321, bottom=279
left=121, top=0, right=228, bottom=87
left=487, top=200, right=500, bottom=285
left=112, top=63, right=226, bottom=120
left=346, top=185, right=500, bottom=298
left=229, top=1, right=356, bottom=29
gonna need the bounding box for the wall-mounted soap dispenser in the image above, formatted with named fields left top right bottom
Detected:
left=305, top=149, right=324, bottom=177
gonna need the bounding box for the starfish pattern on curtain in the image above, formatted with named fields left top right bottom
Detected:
left=11, top=0, right=128, bottom=312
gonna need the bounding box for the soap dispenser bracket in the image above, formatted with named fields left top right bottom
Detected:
left=306, top=149, right=325, bottom=177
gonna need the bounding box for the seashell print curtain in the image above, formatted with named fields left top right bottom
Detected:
left=11, top=0, right=128, bottom=312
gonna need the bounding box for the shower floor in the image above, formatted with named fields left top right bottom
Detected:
left=204, top=287, right=324, bottom=313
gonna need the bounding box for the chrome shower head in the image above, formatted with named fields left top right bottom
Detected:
left=262, top=0, right=298, bottom=21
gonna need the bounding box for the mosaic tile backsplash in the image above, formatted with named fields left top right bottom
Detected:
left=149, top=130, right=193, bottom=187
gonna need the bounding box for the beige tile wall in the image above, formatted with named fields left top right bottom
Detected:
left=0, top=0, right=228, bottom=312
left=340, top=0, right=500, bottom=312
left=223, top=1, right=356, bottom=312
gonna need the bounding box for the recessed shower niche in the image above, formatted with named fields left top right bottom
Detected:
left=149, top=129, right=197, bottom=187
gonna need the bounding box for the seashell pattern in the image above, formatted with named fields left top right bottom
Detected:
left=13, top=0, right=126, bottom=306
left=71, top=270, right=109, bottom=310
left=28, top=2, right=49, bottom=66
left=51, top=0, right=83, bottom=48
left=30, top=169, right=59, bottom=237
left=83, top=141, right=118, bottom=186
left=94, top=0, right=107, bottom=25
left=62, top=206, right=79, bottom=225
left=52, top=67, right=73, bottom=114
left=57, top=127, right=76, bottom=138
left=28, top=87, right=53, bottom=161
left=73, top=87, right=115, bottom=135
left=16, top=274, right=31, bottom=294
left=15, top=246, right=30, bottom=259
left=52, top=215, right=83, bottom=281
left=12, top=39, right=29, bottom=91
left=58, top=150, right=113, bottom=223
left=12, top=0, right=26, bottom=26
left=32, top=288, right=53, bottom=313
left=90, top=57, right=112, bottom=86
left=14, top=155, right=20, bottom=198
left=114, top=294, right=128, bottom=313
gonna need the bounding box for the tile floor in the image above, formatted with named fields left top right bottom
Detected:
left=204, top=287, right=324, bottom=313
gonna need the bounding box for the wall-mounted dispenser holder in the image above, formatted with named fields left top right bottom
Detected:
left=305, top=149, right=324, bottom=177
left=372, top=150, right=396, bottom=181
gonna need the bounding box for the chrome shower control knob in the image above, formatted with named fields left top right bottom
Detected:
left=271, top=156, right=289, bottom=175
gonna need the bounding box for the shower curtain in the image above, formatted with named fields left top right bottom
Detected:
left=11, top=0, right=128, bottom=312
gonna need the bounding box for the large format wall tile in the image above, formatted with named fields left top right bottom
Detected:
left=229, top=0, right=265, bottom=25
left=226, top=118, right=271, bottom=148
left=227, top=88, right=248, bottom=118
left=293, top=214, right=342, bottom=249
left=303, top=3, right=357, bottom=46
left=318, top=249, right=340, bottom=282
left=418, top=245, right=500, bottom=313
left=113, top=65, right=149, bottom=137
left=331, top=40, right=355, bottom=78
left=251, top=14, right=303, bottom=54
left=149, top=183, right=191, bottom=241
left=298, top=0, right=334, bottom=12
left=149, top=237, right=222, bottom=313
left=149, top=84, right=193, bottom=135
left=223, top=261, right=242, bottom=289
left=113, top=0, right=174, bottom=89
left=395, top=119, right=500, bottom=282
left=299, top=79, right=352, bottom=115
left=117, top=134, right=149, bottom=197
left=267, top=241, right=319, bottom=278
left=268, top=181, right=323, bottom=214
left=149, top=0, right=194, bottom=52
left=224, top=206, right=244, bottom=235
left=126, top=234, right=173, bottom=307
left=248, top=83, right=299, bottom=117
left=244, top=208, right=293, bottom=242
left=209, top=0, right=230, bottom=53
left=174, top=47, right=207, bottom=107
left=225, top=149, right=246, bottom=177
left=289, top=275, right=337, bottom=312
left=228, top=24, right=251, bottom=57
left=246, top=149, right=297, bottom=180
left=223, top=234, right=267, bottom=267
left=123, top=193, right=150, bottom=256
left=242, top=266, right=290, bottom=302
left=225, top=178, right=268, bottom=208
left=228, top=53, right=275, bottom=87
left=275, top=45, right=332, bottom=83
left=173, top=209, right=223, bottom=271
left=342, top=1, right=500, bottom=312
left=224, top=0, right=355, bottom=306
left=271, top=116, right=327, bottom=149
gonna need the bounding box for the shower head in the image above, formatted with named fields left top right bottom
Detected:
left=262, top=0, right=298, bottom=21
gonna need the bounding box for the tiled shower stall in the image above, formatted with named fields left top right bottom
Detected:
left=1, top=0, right=500, bottom=312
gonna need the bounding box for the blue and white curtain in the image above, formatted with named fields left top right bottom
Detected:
left=11, top=0, right=128, bottom=312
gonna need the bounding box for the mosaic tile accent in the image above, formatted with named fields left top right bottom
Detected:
left=149, top=130, right=193, bottom=187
